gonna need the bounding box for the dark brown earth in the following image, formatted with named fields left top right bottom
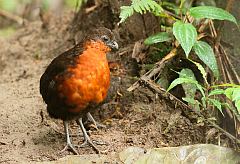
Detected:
left=0, top=10, right=233, bottom=163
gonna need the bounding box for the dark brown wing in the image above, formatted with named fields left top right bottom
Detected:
left=40, top=43, right=83, bottom=105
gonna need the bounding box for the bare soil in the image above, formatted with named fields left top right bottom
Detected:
left=0, top=11, right=227, bottom=163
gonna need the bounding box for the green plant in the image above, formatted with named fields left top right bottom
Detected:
left=166, top=68, right=240, bottom=118
left=119, top=0, right=239, bottom=115
left=119, top=0, right=164, bottom=24
left=119, top=0, right=238, bottom=79
left=209, top=84, right=240, bottom=115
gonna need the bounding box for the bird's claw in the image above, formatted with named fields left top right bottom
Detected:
left=60, top=143, right=78, bottom=155
left=76, top=140, right=88, bottom=148
left=76, top=137, right=100, bottom=153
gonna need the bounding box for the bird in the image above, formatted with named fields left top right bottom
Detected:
left=40, top=27, right=118, bottom=154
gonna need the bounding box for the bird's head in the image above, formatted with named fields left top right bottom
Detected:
left=99, top=34, right=119, bottom=50
left=87, top=27, right=119, bottom=50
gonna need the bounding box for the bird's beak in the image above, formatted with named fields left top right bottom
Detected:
left=107, top=41, right=118, bottom=50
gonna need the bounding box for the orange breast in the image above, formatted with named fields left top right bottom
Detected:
left=58, top=40, right=110, bottom=113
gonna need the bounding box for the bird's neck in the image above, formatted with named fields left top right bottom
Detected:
left=84, top=40, right=111, bottom=54
left=78, top=40, right=110, bottom=63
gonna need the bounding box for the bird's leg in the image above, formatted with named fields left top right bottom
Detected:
left=76, top=118, right=100, bottom=153
left=60, top=121, right=79, bottom=155
left=87, top=112, right=106, bottom=130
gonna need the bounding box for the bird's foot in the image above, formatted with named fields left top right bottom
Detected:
left=61, top=121, right=79, bottom=155
left=77, top=117, right=108, bottom=153
left=76, top=135, right=100, bottom=153
left=60, top=142, right=78, bottom=155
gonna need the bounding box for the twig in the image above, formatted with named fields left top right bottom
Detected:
left=209, top=20, right=217, bottom=38
left=198, top=19, right=209, bottom=33
left=0, top=9, right=24, bottom=25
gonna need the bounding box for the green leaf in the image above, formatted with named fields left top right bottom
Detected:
left=173, top=21, right=197, bottom=57
left=193, top=41, right=220, bottom=78
left=235, top=99, right=240, bottom=114
left=208, top=98, right=224, bottom=115
left=224, top=88, right=235, bottom=99
left=182, top=97, right=200, bottom=111
left=201, top=97, right=207, bottom=109
left=189, top=59, right=208, bottom=85
left=167, top=77, right=205, bottom=97
left=179, top=68, right=195, bottom=79
left=133, top=3, right=143, bottom=13
left=119, top=0, right=163, bottom=24
left=162, top=2, right=179, bottom=14
left=156, top=76, right=169, bottom=90
left=232, top=88, right=240, bottom=101
left=182, top=97, right=196, bottom=104
left=144, top=32, right=172, bottom=45
left=224, top=103, right=240, bottom=121
left=119, top=6, right=134, bottom=24
left=209, top=89, right=225, bottom=96
left=189, top=6, right=238, bottom=25
left=179, top=69, right=197, bottom=98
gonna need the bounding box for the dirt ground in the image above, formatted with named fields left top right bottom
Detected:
left=0, top=11, right=230, bottom=163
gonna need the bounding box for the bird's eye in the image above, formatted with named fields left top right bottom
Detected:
left=101, top=35, right=110, bottom=42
